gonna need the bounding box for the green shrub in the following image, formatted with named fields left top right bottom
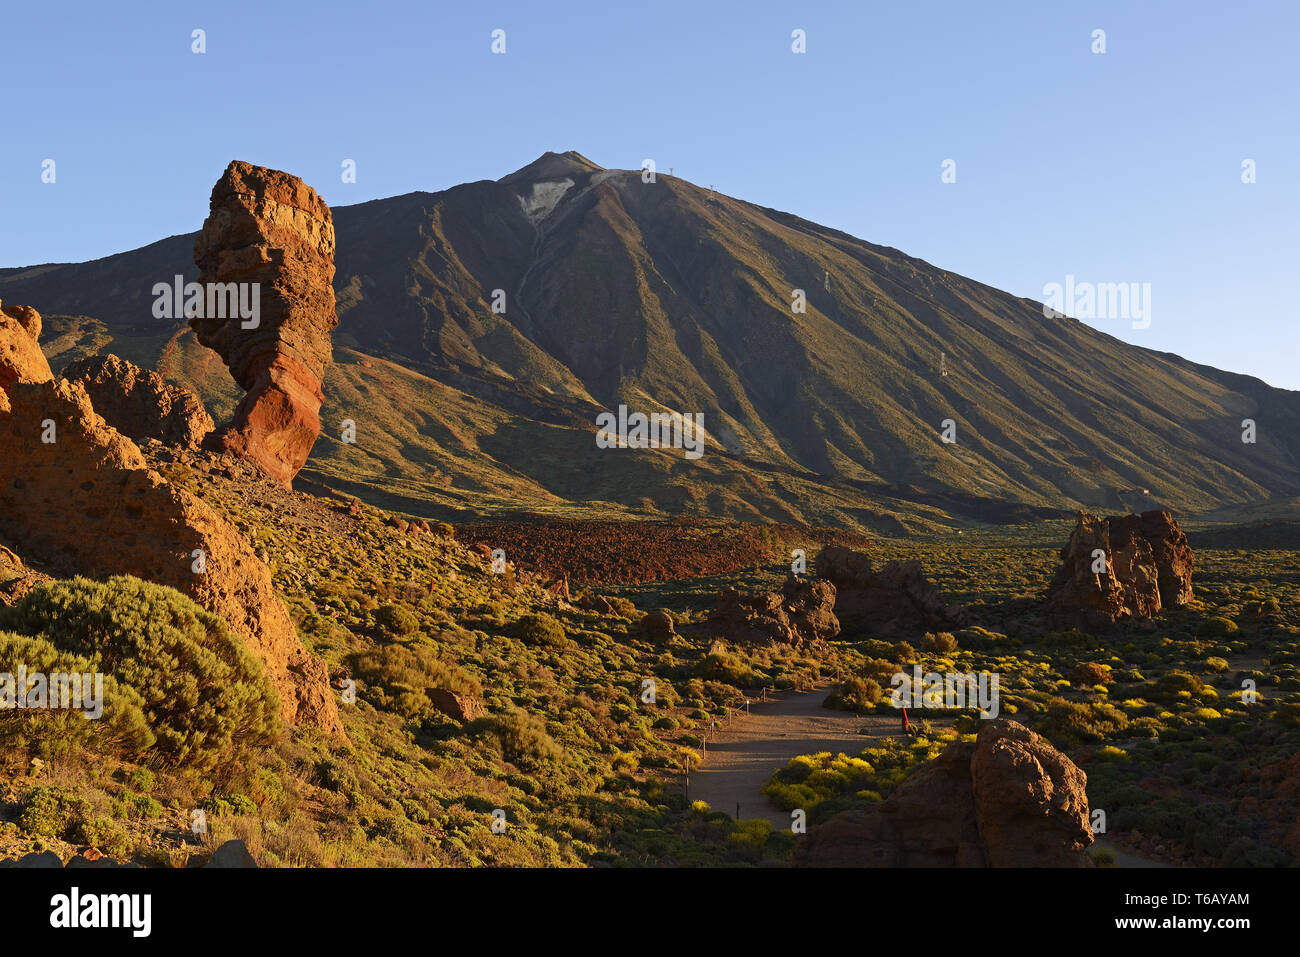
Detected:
left=515, top=613, right=567, bottom=648
left=694, top=651, right=755, bottom=686
left=921, top=632, right=958, bottom=654
left=375, top=603, right=420, bottom=637
left=0, top=632, right=153, bottom=757
left=472, top=708, right=562, bottom=768
left=350, top=644, right=481, bottom=719
left=825, top=676, right=883, bottom=714
left=1201, top=616, right=1238, bottom=637
left=0, top=577, right=281, bottom=767
left=18, top=786, right=74, bottom=838
left=1041, top=697, right=1130, bottom=744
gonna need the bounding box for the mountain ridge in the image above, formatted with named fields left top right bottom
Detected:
left=3, top=152, right=1298, bottom=533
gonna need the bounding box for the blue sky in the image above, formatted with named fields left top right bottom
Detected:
left=4, top=0, right=1297, bottom=387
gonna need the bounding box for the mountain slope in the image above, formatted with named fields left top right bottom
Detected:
left=5, top=151, right=1298, bottom=531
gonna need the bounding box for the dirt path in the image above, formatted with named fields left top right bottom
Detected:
left=689, top=686, right=912, bottom=827
left=689, top=688, right=1173, bottom=868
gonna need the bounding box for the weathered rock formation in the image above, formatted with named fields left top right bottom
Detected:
left=63, top=354, right=213, bottom=449
left=709, top=576, right=839, bottom=649
left=1046, top=510, right=1194, bottom=625
left=0, top=335, right=341, bottom=733
left=795, top=720, right=1093, bottom=867
left=0, top=301, right=52, bottom=393
left=816, top=546, right=962, bottom=634
left=192, top=161, right=338, bottom=487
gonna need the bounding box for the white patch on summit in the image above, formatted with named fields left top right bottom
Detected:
left=518, top=178, right=574, bottom=224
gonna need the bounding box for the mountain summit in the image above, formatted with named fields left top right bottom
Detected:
left=2, top=152, right=1297, bottom=531
left=499, top=150, right=605, bottom=185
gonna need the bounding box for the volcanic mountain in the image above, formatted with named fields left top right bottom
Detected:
left=4, top=151, right=1298, bottom=532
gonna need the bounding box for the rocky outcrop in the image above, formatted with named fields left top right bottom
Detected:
left=63, top=354, right=213, bottom=449
left=709, top=576, right=839, bottom=649
left=192, top=161, right=338, bottom=487
left=795, top=720, right=1094, bottom=867
left=0, top=376, right=342, bottom=735
left=0, top=301, right=52, bottom=393
left=1046, top=510, right=1194, bottom=625
left=816, top=546, right=961, bottom=634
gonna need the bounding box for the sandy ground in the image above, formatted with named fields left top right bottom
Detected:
left=688, top=686, right=910, bottom=827
left=688, top=686, right=1171, bottom=868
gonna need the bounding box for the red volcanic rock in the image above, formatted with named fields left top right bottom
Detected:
left=426, top=687, right=486, bottom=723
left=1047, top=510, right=1193, bottom=624
left=641, top=609, right=677, bottom=641
left=0, top=301, right=52, bottom=394
left=62, top=354, right=213, bottom=449
left=577, top=592, right=617, bottom=615
left=709, top=576, right=839, bottom=649
left=969, top=720, right=1094, bottom=866
left=816, top=546, right=961, bottom=633
left=0, top=377, right=342, bottom=735
left=192, top=161, right=337, bottom=488
left=794, top=720, right=1093, bottom=867
left=0, top=542, right=53, bottom=607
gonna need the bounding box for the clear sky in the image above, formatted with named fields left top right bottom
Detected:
left=4, top=0, right=1297, bottom=388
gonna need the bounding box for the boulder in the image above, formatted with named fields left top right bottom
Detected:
left=577, top=592, right=616, bottom=615
left=816, top=546, right=961, bottom=633
left=970, top=720, right=1093, bottom=866
left=0, top=377, right=342, bottom=735
left=641, top=609, right=677, bottom=641
left=62, top=354, right=213, bottom=449
left=204, top=840, right=258, bottom=868
left=1046, top=510, right=1194, bottom=624
left=192, top=161, right=338, bottom=487
left=709, top=576, right=839, bottom=649
left=427, top=687, right=486, bottom=723
left=795, top=720, right=1094, bottom=867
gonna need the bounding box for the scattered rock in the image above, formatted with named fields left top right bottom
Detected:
left=62, top=354, right=213, bottom=449
left=0, top=542, right=53, bottom=607
left=192, top=161, right=338, bottom=487
left=708, top=576, right=839, bottom=649
left=816, top=546, right=962, bottom=633
left=1046, top=510, right=1194, bottom=625
left=427, top=687, right=486, bottom=723
left=204, top=840, right=258, bottom=868
left=641, top=609, right=677, bottom=641
left=795, top=719, right=1094, bottom=867
left=577, top=592, right=616, bottom=615
left=0, top=851, right=64, bottom=868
